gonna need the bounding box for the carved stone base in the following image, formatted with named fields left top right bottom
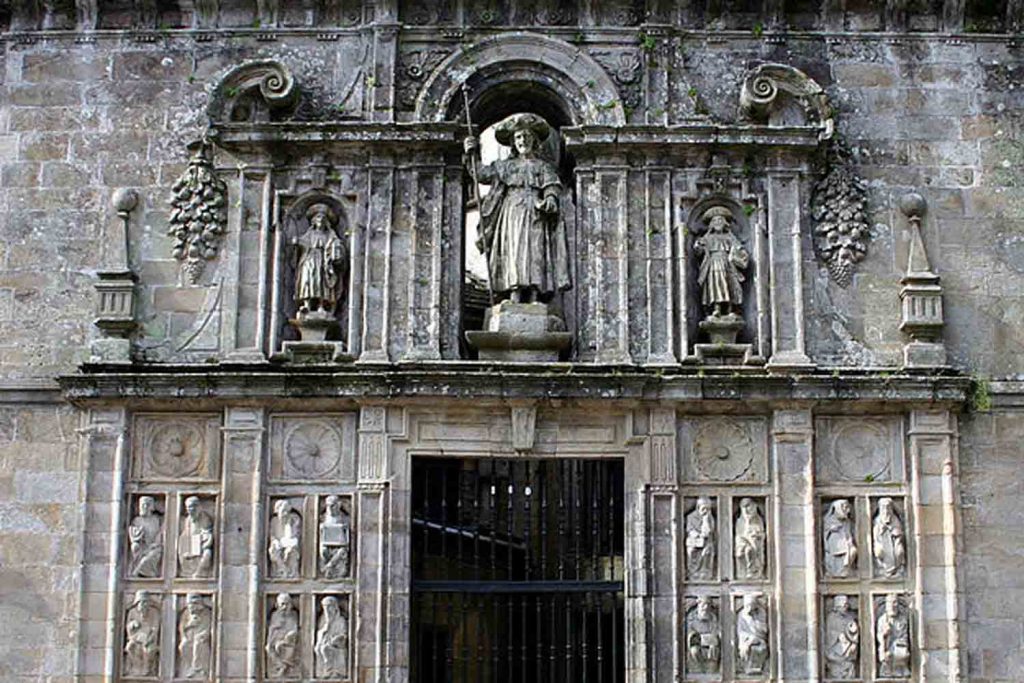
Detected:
left=903, top=341, right=947, bottom=368
left=698, top=312, right=745, bottom=345
left=290, top=309, right=339, bottom=343
left=279, top=341, right=353, bottom=365
left=693, top=342, right=756, bottom=366
left=465, top=302, right=572, bottom=362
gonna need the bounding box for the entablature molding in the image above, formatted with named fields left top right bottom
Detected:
left=60, top=366, right=969, bottom=407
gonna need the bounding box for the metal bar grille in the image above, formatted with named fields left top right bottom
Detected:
left=411, top=458, right=625, bottom=683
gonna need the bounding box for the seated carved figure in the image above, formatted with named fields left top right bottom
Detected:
left=128, top=495, right=163, bottom=578
left=178, top=496, right=214, bottom=578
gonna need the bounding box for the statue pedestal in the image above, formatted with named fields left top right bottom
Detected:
left=280, top=310, right=352, bottom=364
left=695, top=312, right=754, bottom=365
left=465, top=302, right=572, bottom=362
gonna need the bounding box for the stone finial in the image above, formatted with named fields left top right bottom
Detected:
left=92, top=188, right=139, bottom=364
left=898, top=192, right=946, bottom=368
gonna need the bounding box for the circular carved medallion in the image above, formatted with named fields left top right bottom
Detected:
left=829, top=421, right=889, bottom=481
left=147, top=423, right=205, bottom=477
left=692, top=420, right=755, bottom=481
left=284, top=420, right=343, bottom=478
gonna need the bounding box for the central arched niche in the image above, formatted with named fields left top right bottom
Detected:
left=418, top=33, right=625, bottom=361
left=457, top=78, right=578, bottom=358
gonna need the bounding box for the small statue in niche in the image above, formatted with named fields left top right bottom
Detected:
left=291, top=203, right=348, bottom=341
left=177, top=593, right=213, bottom=679
left=123, top=590, right=161, bottom=677
left=734, top=497, right=766, bottom=580
left=736, top=593, right=770, bottom=676
left=823, top=499, right=858, bottom=579
left=314, top=595, right=350, bottom=678
left=266, top=593, right=300, bottom=679
left=824, top=595, right=859, bottom=680
left=319, top=495, right=352, bottom=579
left=685, top=496, right=716, bottom=580
left=876, top=594, right=911, bottom=678
left=872, top=497, right=906, bottom=578
left=685, top=596, right=720, bottom=674
left=128, top=495, right=164, bottom=578
left=694, top=206, right=750, bottom=344
left=178, top=496, right=215, bottom=579
left=464, top=113, right=571, bottom=304
left=268, top=499, right=302, bottom=579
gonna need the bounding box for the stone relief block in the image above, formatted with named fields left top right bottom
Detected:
left=684, top=496, right=717, bottom=581
left=126, top=493, right=165, bottom=579
left=176, top=593, right=214, bottom=679
left=822, top=498, right=858, bottom=580
left=815, top=416, right=904, bottom=484
left=266, top=593, right=301, bottom=680
left=318, top=495, right=354, bottom=580
left=269, top=414, right=358, bottom=482
left=123, top=590, right=162, bottom=678
left=268, top=497, right=304, bottom=580
left=314, top=593, right=352, bottom=679
left=870, top=496, right=908, bottom=580
left=733, top=496, right=767, bottom=581
left=132, top=414, right=222, bottom=482
left=177, top=495, right=216, bottom=580
left=873, top=594, right=912, bottom=679
left=822, top=594, right=860, bottom=681
left=734, top=593, right=770, bottom=677
left=680, top=416, right=768, bottom=483
left=684, top=595, right=721, bottom=675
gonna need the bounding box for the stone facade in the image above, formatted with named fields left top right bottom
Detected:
left=0, top=2, right=1022, bottom=682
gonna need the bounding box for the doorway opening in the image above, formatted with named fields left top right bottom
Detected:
left=411, top=457, right=625, bottom=683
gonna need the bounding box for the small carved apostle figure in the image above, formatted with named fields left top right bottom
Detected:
left=293, top=203, right=347, bottom=317
left=685, top=596, right=721, bottom=674
left=872, top=497, right=906, bottom=578
left=319, top=495, right=352, bottom=579
left=694, top=206, right=749, bottom=319
left=268, top=499, right=302, bottom=579
left=177, top=593, right=213, bottom=679
left=736, top=593, right=770, bottom=676
left=314, top=595, right=350, bottom=678
left=464, top=113, right=571, bottom=304
left=266, top=593, right=300, bottom=679
left=128, top=495, right=164, bottom=578
left=824, top=595, right=859, bottom=680
left=876, top=594, right=911, bottom=678
left=178, top=496, right=214, bottom=579
left=685, top=496, right=717, bottom=580
left=823, top=499, right=858, bottom=579
left=734, top=497, right=767, bottom=580
left=123, top=590, right=161, bottom=677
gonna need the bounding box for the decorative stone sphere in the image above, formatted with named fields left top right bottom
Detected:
left=110, top=188, right=139, bottom=214
left=899, top=192, right=926, bottom=219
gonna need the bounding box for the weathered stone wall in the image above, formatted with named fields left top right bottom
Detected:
left=959, top=393, right=1024, bottom=683
left=0, top=14, right=1022, bottom=683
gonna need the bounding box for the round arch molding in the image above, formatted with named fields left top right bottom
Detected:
left=414, top=32, right=627, bottom=127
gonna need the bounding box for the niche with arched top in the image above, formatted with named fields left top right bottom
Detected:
left=455, top=80, right=579, bottom=360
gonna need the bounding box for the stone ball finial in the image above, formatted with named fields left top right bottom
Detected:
left=899, top=192, right=926, bottom=219
left=111, top=188, right=139, bottom=214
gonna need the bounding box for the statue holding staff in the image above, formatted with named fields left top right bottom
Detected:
left=463, top=113, right=571, bottom=304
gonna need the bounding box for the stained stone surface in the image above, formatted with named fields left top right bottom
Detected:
left=0, top=3, right=1021, bottom=683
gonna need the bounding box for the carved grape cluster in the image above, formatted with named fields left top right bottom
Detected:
left=811, top=147, right=869, bottom=288
left=169, top=139, right=227, bottom=284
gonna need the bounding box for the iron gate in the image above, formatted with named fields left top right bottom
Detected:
left=411, top=457, right=625, bottom=683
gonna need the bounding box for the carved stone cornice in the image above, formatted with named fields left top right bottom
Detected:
left=59, top=365, right=969, bottom=407
left=207, top=121, right=463, bottom=155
